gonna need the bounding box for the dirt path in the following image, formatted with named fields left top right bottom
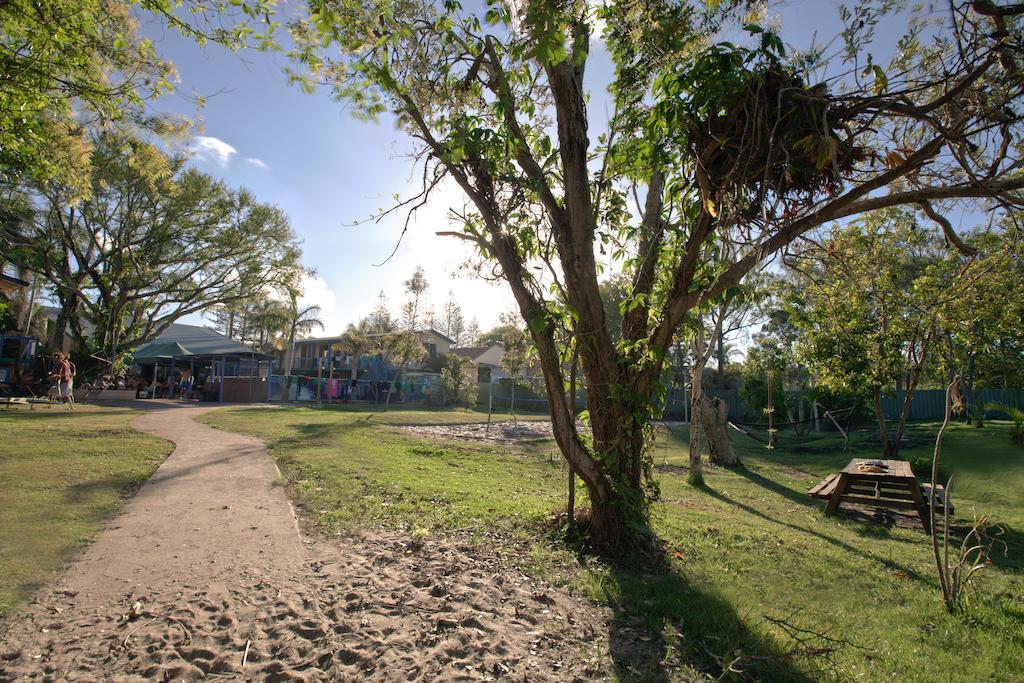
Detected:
left=0, top=403, right=610, bottom=681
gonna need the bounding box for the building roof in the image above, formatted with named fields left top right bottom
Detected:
left=451, top=346, right=488, bottom=361
left=419, top=327, right=455, bottom=344
left=293, top=335, right=346, bottom=344
left=451, top=343, right=502, bottom=363
left=295, top=327, right=456, bottom=346
left=146, top=323, right=269, bottom=358
left=0, top=272, right=30, bottom=288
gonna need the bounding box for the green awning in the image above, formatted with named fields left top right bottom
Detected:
left=132, top=341, right=195, bottom=362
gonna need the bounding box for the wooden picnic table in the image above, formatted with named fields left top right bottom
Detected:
left=808, top=458, right=952, bottom=532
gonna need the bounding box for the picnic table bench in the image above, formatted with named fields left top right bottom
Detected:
left=0, top=380, right=54, bottom=410
left=809, top=458, right=952, bottom=532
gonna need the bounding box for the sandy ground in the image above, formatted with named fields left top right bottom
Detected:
left=395, top=420, right=558, bottom=445
left=397, top=420, right=685, bottom=447
left=0, top=403, right=611, bottom=681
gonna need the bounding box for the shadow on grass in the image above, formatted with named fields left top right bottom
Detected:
left=292, top=420, right=375, bottom=442
left=66, top=473, right=148, bottom=506
left=597, top=557, right=815, bottom=682
left=698, top=483, right=934, bottom=588
left=734, top=465, right=821, bottom=510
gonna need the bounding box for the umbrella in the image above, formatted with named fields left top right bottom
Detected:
left=132, top=341, right=195, bottom=363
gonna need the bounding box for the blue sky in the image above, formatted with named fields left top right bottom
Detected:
left=144, top=1, right=891, bottom=338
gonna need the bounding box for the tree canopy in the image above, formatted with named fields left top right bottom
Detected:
left=288, top=0, right=1024, bottom=547
left=16, top=132, right=303, bottom=372
left=0, top=0, right=277, bottom=196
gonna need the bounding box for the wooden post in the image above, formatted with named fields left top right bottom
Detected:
left=218, top=359, right=225, bottom=402
left=327, top=343, right=335, bottom=403
left=316, top=348, right=323, bottom=404
left=486, top=379, right=493, bottom=435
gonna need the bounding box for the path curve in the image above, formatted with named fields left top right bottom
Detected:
left=0, top=401, right=610, bottom=681
left=76, top=402, right=304, bottom=598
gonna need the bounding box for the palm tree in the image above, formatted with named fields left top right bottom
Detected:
left=247, top=299, right=291, bottom=353
left=283, top=289, right=324, bottom=382
left=340, top=320, right=373, bottom=398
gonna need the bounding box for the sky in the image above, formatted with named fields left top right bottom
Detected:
left=142, top=1, right=898, bottom=340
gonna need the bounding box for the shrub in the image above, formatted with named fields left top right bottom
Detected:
left=985, top=402, right=1024, bottom=444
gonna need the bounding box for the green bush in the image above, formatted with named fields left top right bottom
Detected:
left=985, top=402, right=1024, bottom=444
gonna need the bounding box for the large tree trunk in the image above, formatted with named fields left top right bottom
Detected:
left=688, top=363, right=705, bottom=485
left=701, top=396, right=739, bottom=466
left=52, top=293, right=78, bottom=351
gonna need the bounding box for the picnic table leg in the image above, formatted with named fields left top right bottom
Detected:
left=823, top=473, right=849, bottom=516
left=908, top=482, right=932, bottom=534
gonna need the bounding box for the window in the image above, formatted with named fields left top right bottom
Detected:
left=477, top=366, right=491, bottom=383
left=427, top=343, right=437, bottom=358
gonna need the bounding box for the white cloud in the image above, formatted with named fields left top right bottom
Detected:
left=245, top=157, right=270, bottom=170
left=189, top=135, right=237, bottom=167
left=297, top=274, right=345, bottom=337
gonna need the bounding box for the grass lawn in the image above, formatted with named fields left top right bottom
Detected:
left=202, top=405, right=1024, bottom=682
left=0, top=405, right=173, bottom=620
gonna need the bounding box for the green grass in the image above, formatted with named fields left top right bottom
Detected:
left=0, top=405, right=173, bottom=620
left=202, top=405, right=1024, bottom=682
left=202, top=405, right=560, bottom=534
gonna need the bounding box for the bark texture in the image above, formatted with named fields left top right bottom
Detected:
left=701, top=397, right=739, bottom=466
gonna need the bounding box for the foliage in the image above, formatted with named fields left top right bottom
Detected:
left=439, top=353, right=477, bottom=407
left=339, top=320, right=374, bottom=376
left=287, top=0, right=1024, bottom=546
left=985, top=402, right=1024, bottom=444
left=930, top=379, right=1002, bottom=613
left=598, top=275, right=631, bottom=345
left=399, top=265, right=429, bottom=331
left=0, top=0, right=277, bottom=195
left=436, top=290, right=466, bottom=345
left=499, top=318, right=531, bottom=381
left=280, top=284, right=324, bottom=376
left=366, top=291, right=398, bottom=333
left=930, top=222, right=1024, bottom=390
left=739, top=338, right=790, bottom=423
left=0, top=300, right=17, bottom=333
left=786, top=209, right=986, bottom=455
left=18, top=132, right=304, bottom=371
left=382, top=330, right=427, bottom=371
left=474, top=324, right=520, bottom=348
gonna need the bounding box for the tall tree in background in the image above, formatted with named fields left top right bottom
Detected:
left=292, top=0, right=1024, bottom=547
left=788, top=209, right=986, bottom=457
left=439, top=290, right=466, bottom=344
left=21, top=133, right=303, bottom=372
left=380, top=330, right=427, bottom=409
left=400, top=266, right=429, bottom=330
left=500, top=317, right=531, bottom=421
left=366, top=291, right=397, bottom=333
left=464, top=316, right=482, bottom=346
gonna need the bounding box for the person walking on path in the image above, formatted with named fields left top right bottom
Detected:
left=48, top=352, right=76, bottom=410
